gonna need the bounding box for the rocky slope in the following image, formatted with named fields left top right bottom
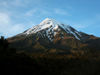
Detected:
left=8, top=18, right=100, bottom=53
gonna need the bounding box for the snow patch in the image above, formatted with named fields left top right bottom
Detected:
left=53, top=25, right=58, bottom=30
left=62, top=36, right=64, bottom=38
left=54, top=32, right=57, bottom=36
left=22, top=18, right=82, bottom=41
left=75, top=31, right=82, bottom=37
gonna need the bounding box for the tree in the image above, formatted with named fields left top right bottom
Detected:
left=0, top=36, right=16, bottom=55
left=0, top=36, right=9, bottom=48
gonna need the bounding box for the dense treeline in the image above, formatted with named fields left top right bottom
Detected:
left=1, top=36, right=100, bottom=75
left=29, top=52, right=100, bottom=75
left=0, top=36, right=41, bottom=75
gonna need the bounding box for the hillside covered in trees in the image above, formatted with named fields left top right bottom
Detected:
left=1, top=36, right=100, bottom=75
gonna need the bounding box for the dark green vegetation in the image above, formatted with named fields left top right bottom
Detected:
left=1, top=36, right=100, bottom=75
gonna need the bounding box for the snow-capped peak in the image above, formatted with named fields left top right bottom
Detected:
left=23, top=18, right=62, bottom=35
left=22, top=18, right=82, bottom=41
left=39, top=18, right=49, bottom=25
left=39, top=18, right=61, bottom=26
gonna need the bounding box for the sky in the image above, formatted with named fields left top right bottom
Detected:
left=0, top=0, right=100, bottom=38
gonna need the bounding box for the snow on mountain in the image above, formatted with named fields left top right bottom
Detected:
left=21, top=18, right=82, bottom=41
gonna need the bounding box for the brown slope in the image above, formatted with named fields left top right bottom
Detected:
left=7, top=29, right=95, bottom=54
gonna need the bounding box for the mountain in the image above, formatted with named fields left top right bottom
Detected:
left=15, top=18, right=96, bottom=41
left=8, top=18, right=100, bottom=54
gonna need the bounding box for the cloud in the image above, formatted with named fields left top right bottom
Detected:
left=0, top=12, right=10, bottom=25
left=25, top=8, right=70, bottom=17
left=0, top=1, right=10, bottom=8
left=72, top=24, right=88, bottom=29
left=25, top=8, right=38, bottom=16
left=0, top=0, right=28, bottom=8
left=11, top=0, right=27, bottom=7
left=24, top=8, right=51, bottom=17
left=54, top=8, right=71, bottom=16
left=62, top=19, right=91, bottom=30
left=66, top=5, right=73, bottom=9
left=0, top=12, right=25, bottom=38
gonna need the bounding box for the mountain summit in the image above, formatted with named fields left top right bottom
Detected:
left=8, top=18, right=100, bottom=53
left=20, top=18, right=85, bottom=41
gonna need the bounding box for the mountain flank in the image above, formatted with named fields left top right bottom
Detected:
left=8, top=18, right=100, bottom=53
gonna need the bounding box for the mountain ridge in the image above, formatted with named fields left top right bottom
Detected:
left=8, top=18, right=100, bottom=53
left=18, top=18, right=95, bottom=41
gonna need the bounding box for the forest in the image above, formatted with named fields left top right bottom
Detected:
left=1, top=36, right=100, bottom=75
